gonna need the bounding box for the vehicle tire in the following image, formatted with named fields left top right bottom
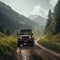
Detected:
left=30, top=42, right=34, bottom=46
left=30, top=38, right=34, bottom=46
left=17, top=38, right=20, bottom=47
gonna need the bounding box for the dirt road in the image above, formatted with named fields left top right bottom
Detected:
left=16, top=38, right=60, bottom=60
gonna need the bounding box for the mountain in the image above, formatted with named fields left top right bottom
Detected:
left=0, top=2, right=37, bottom=33
left=29, top=15, right=47, bottom=26
left=29, top=15, right=47, bottom=35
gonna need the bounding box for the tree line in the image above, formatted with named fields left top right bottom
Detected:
left=45, top=0, right=60, bottom=35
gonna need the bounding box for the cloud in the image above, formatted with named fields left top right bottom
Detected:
left=30, top=5, right=48, bottom=18
left=50, top=0, right=58, bottom=7
left=29, top=0, right=58, bottom=18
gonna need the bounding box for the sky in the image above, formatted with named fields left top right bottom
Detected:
left=0, top=0, right=58, bottom=18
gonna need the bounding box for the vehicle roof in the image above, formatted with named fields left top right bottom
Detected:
left=20, top=29, right=32, bottom=31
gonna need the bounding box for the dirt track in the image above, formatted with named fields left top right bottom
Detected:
left=16, top=38, right=60, bottom=60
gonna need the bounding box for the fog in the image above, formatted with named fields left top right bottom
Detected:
left=0, top=0, right=58, bottom=18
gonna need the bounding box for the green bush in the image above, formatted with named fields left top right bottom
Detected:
left=0, top=35, right=17, bottom=60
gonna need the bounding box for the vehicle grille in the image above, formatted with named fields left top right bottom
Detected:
left=22, top=36, right=29, bottom=42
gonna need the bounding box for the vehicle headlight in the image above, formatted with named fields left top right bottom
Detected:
left=29, top=37, right=31, bottom=39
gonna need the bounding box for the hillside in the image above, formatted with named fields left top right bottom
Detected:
left=29, top=15, right=47, bottom=35
left=0, top=2, right=37, bottom=34
left=29, top=15, right=47, bottom=26
left=0, top=33, right=17, bottom=60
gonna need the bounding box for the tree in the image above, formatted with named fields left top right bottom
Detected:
left=45, top=10, right=52, bottom=34
left=47, top=10, right=52, bottom=27
left=2, top=28, right=11, bottom=35
left=45, top=0, right=60, bottom=35
left=53, top=0, right=60, bottom=34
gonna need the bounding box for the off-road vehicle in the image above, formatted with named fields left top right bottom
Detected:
left=18, top=29, right=34, bottom=47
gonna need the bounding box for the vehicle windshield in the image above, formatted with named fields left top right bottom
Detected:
left=20, top=29, right=32, bottom=35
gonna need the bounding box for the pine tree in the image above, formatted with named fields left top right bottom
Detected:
left=45, top=0, right=60, bottom=35
left=47, top=10, right=52, bottom=27
left=53, top=0, right=60, bottom=34
left=45, top=10, right=52, bottom=34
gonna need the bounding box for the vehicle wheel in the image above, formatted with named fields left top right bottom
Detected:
left=30, top=42, right=34, bottom=46
left=18, top=43, right=20, bottom=47
left=32, top=44, right=34, bottom=46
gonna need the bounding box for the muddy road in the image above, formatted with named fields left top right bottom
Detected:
left=16, top=38, right=60, bottom=60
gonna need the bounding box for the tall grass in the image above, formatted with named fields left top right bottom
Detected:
left=38, top=39, right=60, bottom=52
left=0, top=33, right=17, bottom=60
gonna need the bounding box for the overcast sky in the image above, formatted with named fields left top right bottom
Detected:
left=0, top=0, right=58, bottom=18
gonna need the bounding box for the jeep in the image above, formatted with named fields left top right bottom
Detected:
left=18, top=29, right=34, bottom=47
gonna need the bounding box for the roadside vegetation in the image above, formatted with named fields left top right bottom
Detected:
left=0, top=32, right=17, bottom=60
left=38, top=0, right=60, bottom=53
left=38, top=34, right=60, bottom=53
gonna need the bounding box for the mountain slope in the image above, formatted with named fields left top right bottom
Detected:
left=0, top=2, right=37, bottom=33
left=29, top=15, right=47, bottom=26
left=29, top=15, right=47, bottom=35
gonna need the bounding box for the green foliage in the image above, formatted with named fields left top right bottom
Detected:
left=49, top=33, right=60, bottom=43
left=47, top=19, right=57, bottom=35
left=0, top=27, right=11, bottom=36
left=46, top=0, right=60, bottom=35
left=0, top=32, right=7, bottom=37
left=47, top=10, right=52, bottom=27
left=0, top=34, right=17, bottom=60
left=38, top=39, right=60, bottom=52
left=45, top=10, right=52, bottom=34
left=3, top=28, right=11, bottom=36
left=53, top=0, right=60, bottom=34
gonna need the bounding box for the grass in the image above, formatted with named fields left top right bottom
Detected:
left=51, top=33, right=60, bottom=43
left=38, top=36, right=60, bottom=53
left=0, top=33, right=17, bottom=60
